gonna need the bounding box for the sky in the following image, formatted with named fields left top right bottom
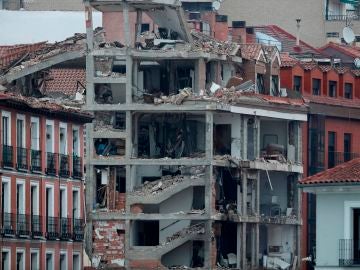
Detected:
left=0, top=10, right=102, bottom=45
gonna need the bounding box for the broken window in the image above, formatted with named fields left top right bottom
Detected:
left=94, top=139, right=125, bottom=157
left=94, top=112, right=126, bottom=132
left=247, top=118, right=255, bottom=160
left=271, top=75, right=279, bottom=96
left=215, top=222, right=237, bottom=268
left=214, top=124, right=231, bottom=155
left=256, top=73, right=265, bottom=93
left=137, top=113, right=205, bottom=159
left=95, top=83, right=126, bottom=104
left=132, top=221, right=159, bottom=246
left=215, top=168, right=238, bottom=214
left=94, top=57, right=125, bottom=78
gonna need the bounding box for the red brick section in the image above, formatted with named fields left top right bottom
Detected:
left=300, top=158, right=360, bottom=185
left=93, top=221, right=125, bottom=265
left=129, top=260, right=166, bottom=269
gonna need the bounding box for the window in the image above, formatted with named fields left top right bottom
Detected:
left=60, top=252, right=67, bottom=270
left=59, top=124, right=67, bottom=155
left=16, top=116, right=25, bottom=148
left=271, top=75, right=279, bottom=96
left=2, top=249, right=10, bottom=270
left=73, top=253, right=80, bottom=270
left=141, top=23, right=149, bottom=32
left=2, top=177, right=10, bottom=214
left=60, top=187, right=67, bottom=218
left=30, top=250, right=39, bottom=270
left=328, top=131, right=336, bottom=168
left=73, top=189, right=80, bottom=219
left=16, top=181, right=25, bottom=215
left=30, top=183, right=39, bottom=216
left=46, top=121, right=54, bottom=153
left=30, top=117, right=39, bottom=150
left=345, top=83, right=353, bottom=99
left=293, top=76, right=302, bottom=92
left=2, top=112, right=11, bottom=145
left=46, top=252, right=54, bottom=270
left=72, top=127, right=80, bottom=156
left=329, top=80, right=337, bottom=97
left=312, top=79, right=321, bottom=95
left=344, top=133, right=352, bottom=162
left=256, top=73, right=265, bottom=93
left=16, top=250, right=25, bottom=270
left=116, top=167, right=126, bottom=193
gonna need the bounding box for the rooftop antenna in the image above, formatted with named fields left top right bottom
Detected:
left=343, top=26, right=355, bottom=44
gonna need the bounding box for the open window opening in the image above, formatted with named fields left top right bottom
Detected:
left=132, top=220, right=159, bottom=246
left=215, top=222, right=238, bottom=268
left=94, top=138, right=125, bottom=157
left=95, top=83, right=125, bottom=104
left=135, top=60, right=195, bottom=103
left=94, top=57, right=125, bottom=78
left=214, top=124, right=231, bottom=155
left=137, top=113, right=205, bottom=159
left=94, top=112, right=126, bottom=132
left=215, top=168, right=239, bottom=214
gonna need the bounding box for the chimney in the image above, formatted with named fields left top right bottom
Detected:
left=214, top=15, right=229, bottom=41
left=296, top=18, right=301, bottom=46
left=231, top=21, right=247, bottom=43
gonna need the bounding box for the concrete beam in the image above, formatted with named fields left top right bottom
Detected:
left=92, top=77, right=126, bottom=84
left=83, top=103, right=215, bottom=112
left=90, top=212, right=209, bottom=220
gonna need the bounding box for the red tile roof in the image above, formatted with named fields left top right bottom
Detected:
left=45, top=68, right=86, bottom=96
left=0, top=92, right=91, bottom=121
left=300, top=158, right=360, bottom=185
left=280, top=53, right=299, bottom=67
left=303, top=94, right=360, bottom=109
left=0, top=42, right=47, bottom=71
left=301, top=61, right=318, bottom=71
left=239, top=43, right=264, bottom=60
left=254, top=25, right=323, bottom=56
left=320, top=42, right=360, bottom=59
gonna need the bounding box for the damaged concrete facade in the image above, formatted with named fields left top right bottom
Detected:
left=84, top=1, right=307, bottom=269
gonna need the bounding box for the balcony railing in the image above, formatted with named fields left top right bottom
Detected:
left=46, top=152, right=57, bottom=176
left=327, top=14, right=360, bottom=21
left=72, top=155, right=83, bottom=179
left=16, top=214, right=30, bottom=236
left=16, top=147, right=28, bottom=171
left=339, top=239, right=360, bottom=266
left=1, top=212, right=15, bottom=235
left=59, top=154, right=70, bottom=177
left=60, top=217, right=72, bottom=239
left=30, top=149, right=42, bottom=172
left=31, top=215, right=43, bottom=237
left=328, top=151, right=360, bottom=168
left=73, top=218, right=84, bottom=241
left=2, top=145, right=13, bottom=168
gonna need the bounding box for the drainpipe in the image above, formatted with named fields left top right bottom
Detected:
left=296, top=19, right=301, bottom=46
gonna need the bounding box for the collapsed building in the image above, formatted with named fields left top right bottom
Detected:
left=84, top=0, right=307, bottom=269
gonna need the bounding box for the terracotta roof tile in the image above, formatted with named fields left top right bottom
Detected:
left=254, top=25, right=323, bottom=56
left=301, top=61, right=318, bottom=70
left=239, top=43, right=263, bottom=60
left=303, top=94, right=360, bottom=109
left=280, top=53, right=299, bottom=67
left=318, top=65, right=333, bottom=72
left=352, top=69, right=360, bottom=77
left=320, top=42, right=360, bottom=59
left=300, top=158, right=360, bottom=185
left=45, top=68, right=85, bottom=96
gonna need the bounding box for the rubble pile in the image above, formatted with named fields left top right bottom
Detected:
left=163, top=223, right=205, bottom=245
left=154, top=88, right=192, bottom=105
left=132, top=170, right=204, bottom=196
left=191, top=31, right=239, bottom=55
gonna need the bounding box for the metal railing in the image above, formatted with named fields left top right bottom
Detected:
left=30, top=150, right=42, bottom=172
left=60, top=217, right=72, bottom=239
left=339, top=239, right=360, bottom=266
left=73, top=218, right=84, bottom=241
left=328, top=151, right=360, bottom=168
left=46, top=152, right=57, bottom=176
left=46, top=216, right=59, bottom=239
left=59, top=154, right=70, bottom=177
left=16, top=214, right=30, bottom=236
left=72, top=155, right=83, bottom=179
left=327, top=14, right=360, bottom=21
left=1, top=212, right=15, bottom=235
left=31, top=215, right=43, bottom=237
left=16, top=147, right=28, bottom=171
left=2, top=145, right=13, bottom=168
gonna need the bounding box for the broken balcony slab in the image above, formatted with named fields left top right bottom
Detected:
left=90, top=157, right=210, bottom=166
left=93, top=130, right=127, bottom=139
left=90, top=211, right=208, bottom=220
left=128, top=175, right=206, bottom=205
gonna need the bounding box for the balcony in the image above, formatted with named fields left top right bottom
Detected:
left=2, top=145, right=13, bottom=168
left=1, top=212, right=15, bottom=235
left=59, top=154, right=70, bottom=177
left=72, top=155, right=83, bottom=179
left=73, top=218, right=84, bottom=241
left=326, top=13, right=360, bottom=21
left=328, top=151, right=360, bottom=168
left=31, top=215, right=43, bottom=237
left=339, top=239, right=360, bottom=266
left=46, top=152, right=58, bottom=176
left=16, top=147, right=28, bottom=171
left=30, top=150, right=42, bottom=172
left=60, top=217, right=72, bottom=240
left=16, top=214, right=30, bottom=236
left=46, top=216, right=59, bottom=240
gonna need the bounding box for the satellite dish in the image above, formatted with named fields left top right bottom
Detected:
left=355, top=58, right=360, bottom=68
left=343, top=27, right=355, bottom=44
left=212, top=0, right=221, bottom=10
